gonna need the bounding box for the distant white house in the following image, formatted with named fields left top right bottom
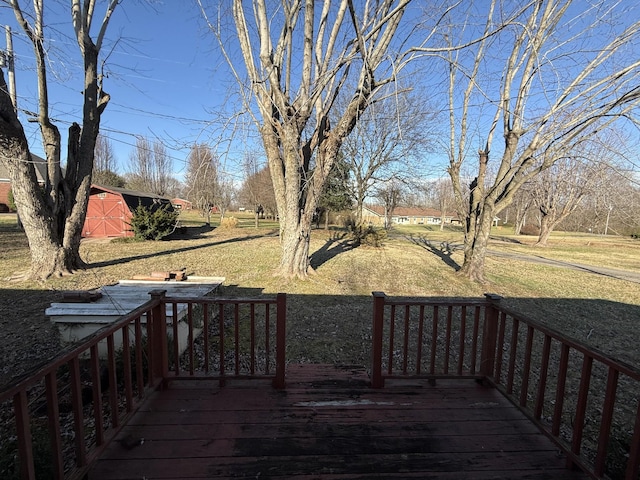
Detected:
left=362, top=205, right=459, bottom=226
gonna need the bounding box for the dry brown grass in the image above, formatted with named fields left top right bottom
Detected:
left=1, top=213, right=639, bottom=382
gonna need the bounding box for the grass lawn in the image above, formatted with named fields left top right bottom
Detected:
left=1, top=211, right=639, bottom=378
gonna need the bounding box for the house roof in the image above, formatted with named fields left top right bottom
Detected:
left=0, top=153, right=47, bottom=182
left=363, top=205, right=455, bottom=218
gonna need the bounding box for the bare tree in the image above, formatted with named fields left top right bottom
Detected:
left=184, top=144, right=220, bottom=225
left=426, top=178, right=456, bottom=231
left=126, top=137, right=174, bottom=196
left=341, top=87, right=434, bottom=225
left=0, top=0, right=119, bottom=279
left=510, top=186, right=535, bottom=235
left=215, top=177, right=234, bottom=219
left=199, top=0, right=425, bottom=278
left=375, top=180, right=404, bottom=230
left=532, top=155, right=605, bottom=246
left=240, top=153, right=275, bottom=227
left=93, top=134, right=124, bottom=187
left=440, top=1, right=640, bottom=282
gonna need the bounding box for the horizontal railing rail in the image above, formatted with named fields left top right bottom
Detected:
left=0, top=290, right=286, bottom=480
left=371, top=291, right=640, bottom=480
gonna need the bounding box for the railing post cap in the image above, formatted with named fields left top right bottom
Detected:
left=372, top=291, right=386, bottom=298
left=484, top=293, right=502, bottom=302
left=149, top=289, right=167, bottom=298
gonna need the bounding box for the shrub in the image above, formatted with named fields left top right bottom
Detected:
left=219, top=216, right=239, bottom=229
left=519, top=224, right=540, bottom=236
left=7, top=189, right=16, bottom=212
left=348, top=224, right=387, bottom=247
left=128, top=203, right=179, bottom=240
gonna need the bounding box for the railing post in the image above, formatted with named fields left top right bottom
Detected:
left=273, top=293, right=287, bottom=389
left=149, top=290, right=168, bottom=387
left=371, top=292, right=386, bottom=388
left=480, top=293, right=502, bottom=379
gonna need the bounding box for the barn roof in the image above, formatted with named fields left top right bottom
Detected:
left=90, top=184, right=174, bottom=212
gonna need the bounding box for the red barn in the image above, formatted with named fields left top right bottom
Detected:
left=83, top=185, right=174, bottom=238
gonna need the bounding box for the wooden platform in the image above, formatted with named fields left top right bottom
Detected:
left=88, top=364, right=589, bottom=479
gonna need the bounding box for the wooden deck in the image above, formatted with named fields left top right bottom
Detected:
left=88, top=364, right=588, bottom=479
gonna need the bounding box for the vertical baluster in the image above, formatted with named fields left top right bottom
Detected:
left=250, top=303, right=256, bottom=375
left=594, top=367, right=619, bottom=476
left=371, top=292, right=386, bottom=388
left=444, top=306, right=452, bottom=374
left=416, top=305, right=425, bottom=375
left=121, top=326, right=134, bottom=411
left=219, top=303, right=225, bottom=386
left=234, top=303, right=240, bottom=375
left=429, top=306, right=438, bottom=375
left=494, top=312, right=507, bottom=383
left=146, top=312, right=154, bottom=388
left=203, top=302, right=210, bottom=374
left=470, top=306, right=480, bottom=375
left=274, top=294, right=287, bottom=389
left=14, top=389, right=34, bottom=479
left=534, top=334, right=552, bottom=419
left=552, top=343, right=570, bottom=436
left=135, top=318, right=144, bottom=397
left=68, top=357, right=86, bottom=466
left=388, top=305, right=396, bottom=375
left=506, top=318, right=519, bottom=394
left=265, top=303, right=271, bottom=375
left=172, top=302, right=179, bottom=374
left=90, top=344, right=105, bottom=446
left=457, top=306, right=467, bottom=375
left=45, top=371, right=64, bottom=479
left=519, top=326, right=535, bottom=407
left=625, top=396, right=640, bottom=479
left=107, top=335, right=119, bottom=428
left=188, top=302, right=194, bottom=376
left=569, top=354, right=593, bottom=468
left=402, top=305, right=410, bottom=374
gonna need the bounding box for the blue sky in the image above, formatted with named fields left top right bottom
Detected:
left=4, top=1, right=238, bottom=180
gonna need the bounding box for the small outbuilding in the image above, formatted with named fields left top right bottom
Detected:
left=83, top=185, right=174, bottom=238
left=171, top=198, right=192, bottom=210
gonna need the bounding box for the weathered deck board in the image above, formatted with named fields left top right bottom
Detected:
left=88, top=364, right=588, bottom=479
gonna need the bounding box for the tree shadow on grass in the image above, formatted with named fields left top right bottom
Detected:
left=87, top=233, right=276, bottom=269
left=407, top=234, right=461, bottom=271
left=490, top=235, right=524, bottom=244
left=310, top=232, right=357, bottom=270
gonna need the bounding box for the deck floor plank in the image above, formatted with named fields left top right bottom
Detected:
left=88, top=364, right=588, bottom=479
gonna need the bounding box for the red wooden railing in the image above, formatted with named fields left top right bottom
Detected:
left=371, top=291, right=640, bottom=480
left=0, top=291, right=286, bottom=480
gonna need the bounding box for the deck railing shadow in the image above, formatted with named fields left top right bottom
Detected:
left=0, top=290, right=286, bottom=480
left=371, top=292, right=640, bottom=480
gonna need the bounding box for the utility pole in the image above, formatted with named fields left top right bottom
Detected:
left=3, top=25, right=17, bottom=113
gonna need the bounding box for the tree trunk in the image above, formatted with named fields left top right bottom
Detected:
left=536, top=215, right=553, bottom=246
left=0, top=72, right=87, bottom=279
left=514, top=214, right=526, bottom=235
left=460, top=206, right=494, bottom=283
